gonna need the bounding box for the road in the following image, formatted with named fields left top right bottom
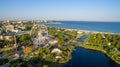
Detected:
left=0, top=46, right=16, bottom=52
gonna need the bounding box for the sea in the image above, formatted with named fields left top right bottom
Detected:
left=46, top=21, right=120, bottom=34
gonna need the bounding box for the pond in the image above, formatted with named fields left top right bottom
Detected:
left=63, top=35, right=120, bottom=67
left=63, top=47, right=120, bottom=67
left=77, top=35, right=89, bottom=43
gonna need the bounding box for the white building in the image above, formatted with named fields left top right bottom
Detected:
left=32, top=25, right=48, bottom=46
left=51, top=48, right=62, bottom=54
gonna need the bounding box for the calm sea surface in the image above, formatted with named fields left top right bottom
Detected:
left=46, top=21, right=120, bottom=34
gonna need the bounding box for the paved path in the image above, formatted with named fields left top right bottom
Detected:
left=0, top=46, right=16, bottom=52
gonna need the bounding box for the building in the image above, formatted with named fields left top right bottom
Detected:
left=108, top=42, right=111, bottom=46
left=5, top=25, right=15, bottom=32
left=32, top=25, right=48, bottom=46
left=0, top=35, right=15, bottom=41
left=77, top=31, right=82, bottom=34
left=55, top=56, right=62, bottom=59
left=51, top=48, right=62, bottom=54
left=48, top=38, right=58, bottom=44
left=0, top=35, right=4, bottom=40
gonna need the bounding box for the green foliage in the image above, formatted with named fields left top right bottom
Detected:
left=83, top=33, right=120, bottom=64
left=39, top=47, right=50, bottom=57
left=48, top=27, right=57, bottom=36
left=17, top=34, right=33, bottom=46
left=2, top=48, right=16, bottom=57
left=0, top=58, right=9, bottom=65
left=7, top=27, right=81, bottom=66
left=0, top=40, right=14, bottom=48
left=10, top=59, right=24, bottom=67
left=25, top=25, right=32, bottom=30
left=55, top=33, right=64, bottom=45
left=48, top=27, right=78, bottom=46
left=24, top=22, right=33, bottom=31
left=59, top=46, right=67, bottom=51
left=86, top=33, right=120, bottom=48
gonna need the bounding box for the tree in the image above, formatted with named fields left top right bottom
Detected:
left=103, top=38, right=109, bottom=46
left=0, top=59, right=9, bottom=65
left=17, top=34, right=33, bottom=46
left=39, top=47, right=50, bottom=57
left=25, top=25, right=31, bottom=30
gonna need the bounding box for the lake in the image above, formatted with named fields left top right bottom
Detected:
left=63, top=47, right=120, bottom=67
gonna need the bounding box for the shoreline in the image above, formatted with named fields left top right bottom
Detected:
left=78, top=45, right=120, bottom=64
left=47, top=27, right=120, bottom=64
left=46, top=21, right=61, bottom=24
left=46, top=26, right=120, bottom=34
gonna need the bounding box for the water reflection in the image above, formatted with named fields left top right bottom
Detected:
left=63, top=47, right=120, bottom=67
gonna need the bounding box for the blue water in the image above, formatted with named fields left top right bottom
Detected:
left=78, top=35, right=88, bottom=43
left=63, top=35, right=120, bottom=67
left=46, top=21, right=120, bottom=34
left=63, top=47, right=120, bottom=67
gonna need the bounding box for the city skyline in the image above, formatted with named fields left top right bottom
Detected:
left=0, top=0, right=120, bottom=21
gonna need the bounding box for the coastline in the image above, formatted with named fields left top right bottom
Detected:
left=46, top=26, right=118, bottom=35
left=45, top=21, right=120, bottom=34
left=47, top=27, right=120, bottom=64
left=46, top=21, right=61, bottom=24
left=1, top=26, right=120, bottom=66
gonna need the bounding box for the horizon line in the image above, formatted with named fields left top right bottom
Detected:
left=0, top=19, right=120, bottom=22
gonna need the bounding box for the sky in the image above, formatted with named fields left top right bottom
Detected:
left=0, top=0, right=120, bottom=21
